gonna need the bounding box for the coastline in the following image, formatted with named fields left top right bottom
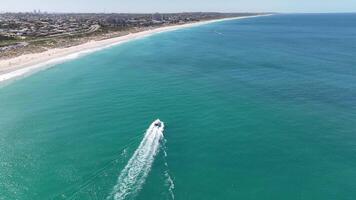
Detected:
left=0, top=14, right=271, bottom=83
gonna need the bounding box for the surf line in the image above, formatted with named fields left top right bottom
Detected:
left=107, top=119, right=165, bottom=200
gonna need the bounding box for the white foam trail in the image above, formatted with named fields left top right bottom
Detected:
left=107, top=119, right=164, bottom=200
left=165, top=171, right=175, bottom=200
left=162, top=139, right=175, bottom=200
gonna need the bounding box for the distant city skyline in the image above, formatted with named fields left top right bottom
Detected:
left=1, top=0, right=356, bottom=13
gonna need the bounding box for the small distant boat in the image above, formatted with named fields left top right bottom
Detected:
left=154, top=120, right=162, bottom=127
left=151, top=119, right=164, bottom=134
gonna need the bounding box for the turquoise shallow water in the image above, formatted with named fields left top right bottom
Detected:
left=1, top=14, right=356, bottom=200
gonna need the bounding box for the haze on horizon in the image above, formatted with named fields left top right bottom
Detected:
left=1, top=0, right=356, bottom=13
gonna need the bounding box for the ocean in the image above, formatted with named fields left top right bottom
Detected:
left=1, top=14, right=356, bottom=200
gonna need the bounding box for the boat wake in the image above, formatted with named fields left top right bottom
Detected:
left=107, top=119, right=165, bottom=200
left=162, top=139, right=175, bottom=200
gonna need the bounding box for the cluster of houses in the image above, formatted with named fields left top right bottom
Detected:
left=0, top=13, right=100, bottom=38
left=0, top=42, right=28, bottom=51
left=0, top=12, right=252, bottom=39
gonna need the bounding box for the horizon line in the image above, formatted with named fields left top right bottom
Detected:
left=0, top=11, right=355, bottom=14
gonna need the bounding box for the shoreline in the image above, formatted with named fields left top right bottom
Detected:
left=0, top=14, right=271, bottom=83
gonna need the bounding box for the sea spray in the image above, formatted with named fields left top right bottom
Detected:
left=162, top=139, right=175, bottom=200
left=107, top=119, right=164, bottom=200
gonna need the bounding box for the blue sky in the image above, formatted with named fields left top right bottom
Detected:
left=1, top=0, right=356, bottom=13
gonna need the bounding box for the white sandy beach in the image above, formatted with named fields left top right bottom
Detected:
left=0, top=15, right=270, bottom=83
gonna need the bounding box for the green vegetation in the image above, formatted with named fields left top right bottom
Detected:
left=0, top=36, right=20, bottom=47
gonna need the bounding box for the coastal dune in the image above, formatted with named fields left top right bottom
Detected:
left=0, top=15, right=269, bottom=83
